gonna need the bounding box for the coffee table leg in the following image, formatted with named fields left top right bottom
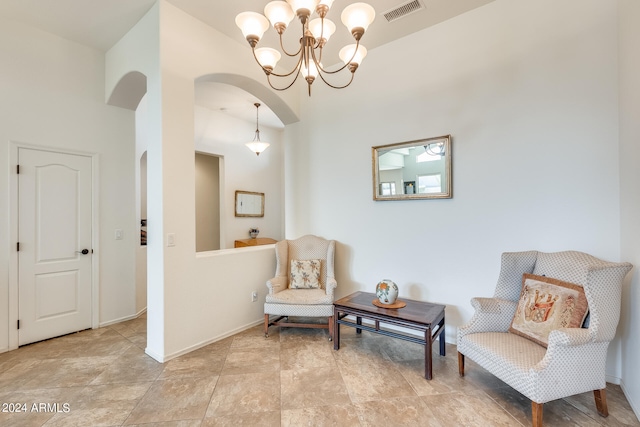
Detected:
left=439, top=324, right=446, bottom=356
left=333, top=307, right=340, bottom=350
left=356, top=316, right=362, bottom=334
left=425, top=327, right=433, bottom=380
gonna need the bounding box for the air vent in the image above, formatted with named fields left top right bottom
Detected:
left=383, top=0, right=424, bottom=22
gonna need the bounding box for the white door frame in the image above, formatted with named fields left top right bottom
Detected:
left=8, top=141, right=100, bottom=350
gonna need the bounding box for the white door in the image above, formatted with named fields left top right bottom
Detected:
left=18, top=148, right=93, bottom=346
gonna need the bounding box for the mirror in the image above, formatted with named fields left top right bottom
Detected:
left=235, top=190, right=265, bottom=217
left=372, top=135, right=452, bottom=201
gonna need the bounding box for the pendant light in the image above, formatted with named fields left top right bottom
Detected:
left=245, top=103, right=270, bottom=156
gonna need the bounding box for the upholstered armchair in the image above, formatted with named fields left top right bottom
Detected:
left=264, top=235, right=336, bottom=339
left=457, top=250, right=632, bottom=427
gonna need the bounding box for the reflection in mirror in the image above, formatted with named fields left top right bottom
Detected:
left=372, top=135, right=452, bottom=201
left=235, top=190, right=265, bottom=217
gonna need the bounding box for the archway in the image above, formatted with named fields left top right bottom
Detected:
left=107, top=71, right=148, bottom=111
left=195, top=73, right=298, bottom=126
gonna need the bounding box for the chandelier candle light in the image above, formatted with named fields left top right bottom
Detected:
left=235, top=0, right=375, bottom=96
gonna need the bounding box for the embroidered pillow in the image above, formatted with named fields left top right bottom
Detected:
left=509, top=273, right=589, bottom=347
left=289, top=259, right=321, bottom=289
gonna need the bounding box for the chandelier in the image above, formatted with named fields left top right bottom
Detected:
left=235, top=0, right=375, bottom=96
left=246, top=103, right=270, bottom=156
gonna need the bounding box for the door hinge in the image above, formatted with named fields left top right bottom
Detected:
left=17, top=242, right=20, bottom=251
left=17, top=320, right=20, bottom=330
left=16, top=164, right=20, bottom=174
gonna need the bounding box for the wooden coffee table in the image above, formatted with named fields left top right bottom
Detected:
left=333, top=291, right=445, bottom=380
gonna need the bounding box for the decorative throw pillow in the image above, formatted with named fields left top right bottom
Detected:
left=289, top=259, right=321, bottom=289
left=509, top=273, right=589, bottom=347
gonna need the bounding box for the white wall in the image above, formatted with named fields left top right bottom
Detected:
left=107, top=0, right=297, bottom=361
left=107, top=3, right=166, bottom=356
left=0, top=17, right=137, bottom=351
left=157, top=2, right=293, bottom=358
left=289, top=0, right=625, bottom=379
left=135, top=96, right=150, bottom=316
left=618, top=0, right=640, bottom=417
left=283, top=120, right=310, bottom=237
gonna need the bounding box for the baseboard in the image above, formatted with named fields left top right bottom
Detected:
left=620, top=380, right=640, bottom=421
left=606, top=374, right=621, bottom=385
left=145, top=347, right=165, bottom=363
left=158, top=318, right=264, bottom=363
left=98, top=307, right=147, bottom=328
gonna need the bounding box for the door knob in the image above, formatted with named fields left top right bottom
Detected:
left=76, top=249, right=90, bottom=255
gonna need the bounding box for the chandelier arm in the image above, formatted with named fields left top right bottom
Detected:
left=312, top=16, right=325, bottom=50
left=315, top=67, right=355, bottom=89
left=302, top=47, right=308, bottom=75
left=278, top=32, right=303, bottom=57
left=349, top=38, right=361, bottom=60
left=266, top=69, right=303, bottom=91
left=253, top=53, right=302, bottom=77
left=310, top=44, right=352, bottom=75
left=236, top=4, right=374, bottom=95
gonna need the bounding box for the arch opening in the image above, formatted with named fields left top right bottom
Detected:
left=107, top=71, right=148, bottom=110
left=195, top=73, right=299, bottom=126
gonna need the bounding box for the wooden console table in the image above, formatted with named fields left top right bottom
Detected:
left=234, top=237, right=278, bottom=248
left=333, top=291, right=445, bottom=380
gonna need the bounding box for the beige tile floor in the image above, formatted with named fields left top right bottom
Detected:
left=0, top=314, right=638, bottom=426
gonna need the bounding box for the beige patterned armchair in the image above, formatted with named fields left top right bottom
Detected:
left=264, top=235, right=336, bottom=339
left=457, top=250, right=632, bottom=427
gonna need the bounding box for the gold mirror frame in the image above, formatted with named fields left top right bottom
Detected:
left=372, top=135, right=452, bottom=201
left=235, top=190, right=265, bottom=217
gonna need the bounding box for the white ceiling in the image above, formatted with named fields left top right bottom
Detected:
left=0, top=0, right=494, bottom=126
left=167, top=0, right=494, bottom=70
left=0, top=0, right=157, bottom=52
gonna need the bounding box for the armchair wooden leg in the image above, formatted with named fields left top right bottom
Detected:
left=594, top=389, right=609, bottom=417
left=532, top=401, right=543, bottom=427
left=458, top=352, right=465, bottom=377
left=264, top=314, right=270, bottom=338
